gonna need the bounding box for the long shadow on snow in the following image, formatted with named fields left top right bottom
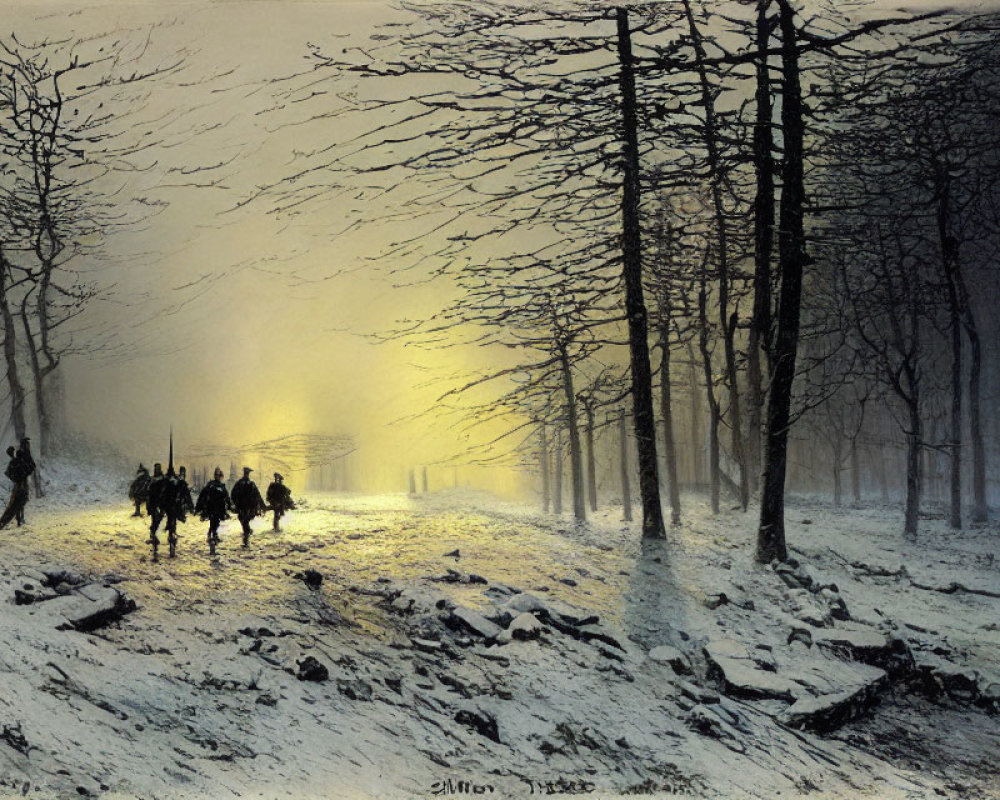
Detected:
left=622, top=536, right=690, bottom=653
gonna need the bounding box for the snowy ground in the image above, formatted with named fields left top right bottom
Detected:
left=0, top=466, right=998, bottom=800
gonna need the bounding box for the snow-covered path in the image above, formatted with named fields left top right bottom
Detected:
left=0, top=484, right=997, bottom=800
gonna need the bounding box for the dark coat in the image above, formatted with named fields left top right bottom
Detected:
left=231, top=476, right=266, bottom=517
left=266, top=481, right=295, bottom=512
left=176, top=479, right=195, bottom=520
left=152, top=475, right=183, bottom=517
left=4, top=456, right=23, bottom=484
left=16, top=445, right=34, bottom=480
left=129, top=470, right=151, bottom=502
left=6, top=448, right=34, bottom=484
left=196, top=479, right=232, bottom=521
left=147, top=475, right=167, bottom=515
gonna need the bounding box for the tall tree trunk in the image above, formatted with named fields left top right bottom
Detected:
left=19, top=300, right=46, bottom=454
left=967, top=322, right=986, bottom=522
left=687, top=341, right=702, bottom=485
left=938, top=192, right=962, bottom=529
left=832, top=437, right=843, bottom=507
left=878, top=442, right=890, bottom=503
left=408, top=468, right=416, bottom=495
left=698, top=281, right=721, bottom=513
left=558, top=348, right=586, bottom=522
left=948, top=312, right=961, bottom=528
left=921, top=434, right=932, bottom=500
left=850, top=436, right=861, bottom=504
left=757, top=0, right=807, bottom=564
left=659, top=324, right=682, bottom=525
left=682, top=0, right=749, bottom=511
left=0, top=258, right=27, bottom=442
left=554, top=427, right=563, bottom=516
left=584, top=405, right=598, bottom=513
left=540, top=422, right=550, bottom=514
left=29, top=257, right=58, bottom=463
left=620, top=411, right=633, bottom=522
left=422, top=466, right=429, bottom=494
left=748, top=0, right=775, bottom=499
left=616, top=7, right=665, bottom=539
left=952, top=265, right=986, bottom=523
left=904, top=401, right=922, bottom=538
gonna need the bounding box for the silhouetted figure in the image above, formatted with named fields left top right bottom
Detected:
left=0, top=448, right=20, bottom=526
left=0, top=441, right=33, bottom=529
left=146, top=462, right=166, bottom=557
left=129, top=464, right=151, bottom=517
left=196, top=467, right=233, bottom=555
left=17, top=439, right=34, bottom=523
left=176, top=466, right=195, bottom=522
left=160, top=466, right=188, bottom=559
left=266, top=472, right=295, bottom=532
left=230, top=466, right=266, bottom=547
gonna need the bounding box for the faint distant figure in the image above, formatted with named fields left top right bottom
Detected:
left=128, top=464, right=151, bottom=517
left=0, top=439, right=34, bottom=529
left=230, top=466, right=266, bottom=547
left=266, top=472, right=295, bottom=532
left=196, top=467, right=233, bottom=555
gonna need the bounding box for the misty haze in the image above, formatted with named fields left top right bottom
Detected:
left=0, top=1, right=998, bottom=799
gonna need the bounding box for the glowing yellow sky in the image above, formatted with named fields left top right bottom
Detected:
left=3, top=0, right=991, bottom=495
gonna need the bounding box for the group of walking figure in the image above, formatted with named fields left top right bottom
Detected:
left=128, top=463, right=295, bottom=560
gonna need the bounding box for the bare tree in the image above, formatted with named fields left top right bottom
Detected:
left=0, top=26, right=191, bottom=464
left=248, top=2, right=694, bottom=537
left=753, top=0, right=949, bottom=561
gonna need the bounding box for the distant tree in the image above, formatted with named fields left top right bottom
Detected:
left=815, top=18, right=1000, bottom=531
left=833, top=218, right=946, bottom=537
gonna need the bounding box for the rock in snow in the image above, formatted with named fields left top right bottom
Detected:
left=454, top=709, right=500, bottom=743
left=503, top=592, right=551, bottom=615
left=648, top=645, right=692, bottom=675
left=496, top=612, right=546, bottom=645
left=706, top=655, right=799, bottom=703
left=779, top=677, right=889, bottom=733
left=297, top=569, right=324, bottom=590
left=296, top=656, right=329, bottom=682
left=51, top=585, right=136, bottom=632
left=337, top=678, right=374, bottom=701
left=443, top=607, right=503, bottom=641
left=812, top=625, right=914, bottom=677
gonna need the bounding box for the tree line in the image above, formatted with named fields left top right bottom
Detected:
left=248, top=1, right=1000, bottom=559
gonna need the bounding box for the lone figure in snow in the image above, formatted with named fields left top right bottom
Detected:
left=0, top=439, right=34, bottom=529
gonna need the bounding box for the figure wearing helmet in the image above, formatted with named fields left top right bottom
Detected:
left=160, top=465, right=196, bottom=559
left=176, top=466, right=196, bottom=522
left=195, top=467, right=234, bottom=555
left=146, top=462, right=167, bottom=557
left=265, top=472, right=296, bottom=532
left=230, top=466, right=266, bottom=547
left=128, top=464, right=151, bottom=518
